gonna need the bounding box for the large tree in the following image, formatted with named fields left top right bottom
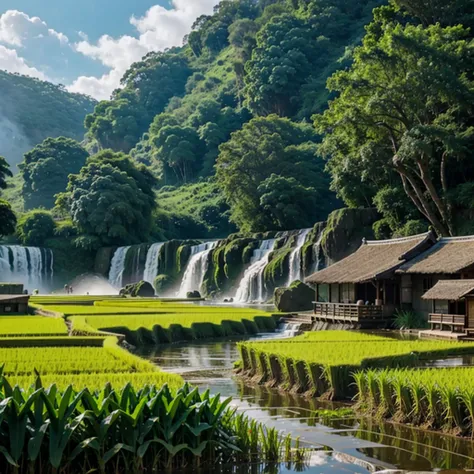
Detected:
left=20, top=137, right=89, bottom=210
left=57, top=151, right=157, bottom=247
left=315, top=21, right=474, bottom=236
left=216, top=115, right=334, bottom=232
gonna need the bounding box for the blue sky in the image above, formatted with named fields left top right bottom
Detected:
left=0, top=0, right=218, bottom=99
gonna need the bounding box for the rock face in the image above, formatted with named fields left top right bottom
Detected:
left=321, top=208, right=379, bottom=265
left=274, top=280, right=314, bottom=312
left=120, top=280, right=155, bottom=297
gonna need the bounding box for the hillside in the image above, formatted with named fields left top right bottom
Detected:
left=0, top=71, right=96, bottom=168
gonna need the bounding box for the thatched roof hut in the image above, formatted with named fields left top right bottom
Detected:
left=397, top=236, right=474, bottom=275
left=422, top=280, right=474, bottom=301
left=306, top=232, right=435, bottom=285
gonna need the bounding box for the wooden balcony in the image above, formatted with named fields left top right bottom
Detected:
left=313, top=302, right=384, bottom=323
left=429, top=313, right=466, bottom=332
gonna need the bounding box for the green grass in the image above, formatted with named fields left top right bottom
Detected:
left=0, top=316, right=67, bottom=337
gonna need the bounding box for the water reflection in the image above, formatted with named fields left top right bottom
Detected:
left=137, top=338, right=474, bottom=473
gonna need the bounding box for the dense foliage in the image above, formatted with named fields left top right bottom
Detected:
left=0, top=200, right=16, bottom=238
left=16, top=210, right=56, bottom=246
left=0, top=71, right=95, bottom=168
left=20, top=137, right=89, bottom=210
left=57, top=151, right=157, bottom=248
left=216, top=115, right=334, bottom=231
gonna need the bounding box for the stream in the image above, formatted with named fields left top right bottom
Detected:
left=136, top=331, right=474, bottom=473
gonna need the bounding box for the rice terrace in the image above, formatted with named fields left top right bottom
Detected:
left=1, top=0, right=474, bottom=472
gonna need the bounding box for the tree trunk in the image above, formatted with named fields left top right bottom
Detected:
left=418, top=159, right=454, bottom=236
left=394, top=161, right=450, bottom=236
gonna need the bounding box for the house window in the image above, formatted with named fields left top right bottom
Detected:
left=423, top=278, right=434, bottom=292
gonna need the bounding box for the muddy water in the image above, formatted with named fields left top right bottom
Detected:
left=137, top=336, right=474, bottom=473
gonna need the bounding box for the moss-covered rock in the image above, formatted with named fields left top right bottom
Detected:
left=263, top=246, right=292, bottom=289
left=120, top=280, right=156, bottom=297
left=154, top=274, right=175, bottom=293
left=321, top=208, right=379, bottom=265
left=274, top=280, right=314, bottom=312
left=186, top=290, right=201, bottom=299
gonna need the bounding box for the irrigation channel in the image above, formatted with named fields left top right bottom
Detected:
left=135, top=328, right=474, bottom=474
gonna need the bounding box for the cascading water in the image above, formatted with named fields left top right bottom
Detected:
left=0, top=245, right=53, bottom=293
left=287, top=229, right=311, bottom=285
left=177, top=242, right=217, bottom=297
left=143, top=243, right=164, bottom=283
left=108, top=246, right=131, bottom=289
left=311, top=228, right=325, bottom=274
left=235, top=239, right=276, bottom=303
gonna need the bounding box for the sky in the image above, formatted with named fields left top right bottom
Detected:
left=0, top=0, right=219, bottom=100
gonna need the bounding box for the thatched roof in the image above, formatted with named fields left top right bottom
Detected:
left=306, top=232, right=434, bottom=285
left=398, top=236, right=474, bottom=275
left=422, top=280, right=474, bottom=301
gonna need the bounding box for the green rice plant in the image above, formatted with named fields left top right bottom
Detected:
left=0, top=316, right=68, bottom=337
left=460, top=389, right=474, bottom=438
left=440, top=385, right=464, bottom=434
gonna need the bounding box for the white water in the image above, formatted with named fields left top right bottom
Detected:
left=278, top=322, right=302, bottom=338
left=143, top=243, right=164, bottom=283
left=108, top=246, right=131, bottom=289
left=0, top=245, right=53, bottom=293
left=177, top=242, right=217, bottom=297
left=287, top=229, right=311, bottom=285
left=311, top=228, right=325, bottom=274
left=235, top=239, right=276, bottom=303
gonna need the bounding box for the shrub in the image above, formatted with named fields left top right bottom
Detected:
left=393, top=309, right=428, bottom=329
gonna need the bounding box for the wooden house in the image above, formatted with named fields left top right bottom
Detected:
left=0, top=295, right=30, bottom=314
left=305, top=232, right=435, bottom=326
left=397, top=236, right=474, bottom=334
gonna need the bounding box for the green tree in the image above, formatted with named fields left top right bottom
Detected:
left=0, top=200, right=16, bottom=238
left=258, top=174, right=324, bottom=230
left=57, top=153, right=156, bottom=247
left=316, top=22, right=474, bottom=237
left=20, top=137, right=89, bottom=210
left=16, top=210, right=56, bottom=246
left=0, top=156, right=12, bottom=190
left=216, top=115, right=333, bottom=232
left=244, top=14, right=329, bottom=117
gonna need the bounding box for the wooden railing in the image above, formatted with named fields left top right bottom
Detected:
left=313, top=302, right=384, bottom=322
left=428, top=313, right=465, bottom=331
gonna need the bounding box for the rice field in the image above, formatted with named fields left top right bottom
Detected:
left=354, top=367, right=474, bottom=436
left=238, top=332, right=474, bottom=399
left=0, top=316, right=67, bottom=337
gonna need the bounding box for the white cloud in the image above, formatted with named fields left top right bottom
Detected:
left=70, top=0, right=219, bottom=99
left=0, top=10, right=68, bottom=47
left=0, top=45, right=47, bottom=80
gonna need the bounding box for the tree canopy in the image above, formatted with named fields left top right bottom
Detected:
left=216, top=115, right=335, bottom=232
left=57, top=151, right=157, bottom=248
left=20, top=137, right=89, bottom=210
left=315, top=19, right=474, bottom=237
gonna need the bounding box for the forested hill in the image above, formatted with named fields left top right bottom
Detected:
left=1, top=0, right=473, bottom=254
left=0, top=71, right=96, bottom=168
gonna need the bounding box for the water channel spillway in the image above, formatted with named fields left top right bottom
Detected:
left=137, top=332, right=474, bottom=473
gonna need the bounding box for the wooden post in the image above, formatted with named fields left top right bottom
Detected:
left=376, top=281, right=380, bottom=302
left=315, top=284, right=319, bottom=303
left=383, top=280, right=387, bottom=305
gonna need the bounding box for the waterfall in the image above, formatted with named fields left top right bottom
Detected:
left=108, top=246, right=131, bottom=289
left=278, top=322, right=302, bottom=338
left=235, top=239, right=276, bottom=303
left=287, top=229, right=311, bottom=286
left=177, top=242, right=217, bottom=297
left=311, top=229, right=325, bottom=274
left=143, top=243, right=164, bottom=283
left=0, top=245, right=53, bottom=293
